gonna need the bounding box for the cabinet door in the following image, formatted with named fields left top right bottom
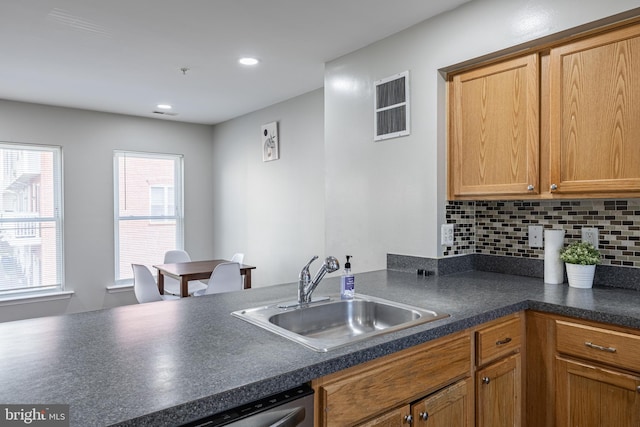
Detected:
left=314, top=334, right=470, bottom=426
left=556, top=356, right=640, bottom=427
left=357, top=404, right=411, bottom=427
left=476, top=352, right=521, bottom=427
left=549, top=23, right=640, bottom=195
left=449, top=54, right=539, bottom=199
left=411, top=378, right=473, bottom=427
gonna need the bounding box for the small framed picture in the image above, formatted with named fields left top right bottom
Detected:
left=261, top=121, right=279, bottom=162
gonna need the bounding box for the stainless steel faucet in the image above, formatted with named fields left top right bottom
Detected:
left=298, top=255, right=340, bottom=304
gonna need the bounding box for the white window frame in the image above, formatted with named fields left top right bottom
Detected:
left=113, top=150, right=184, bottom=286
left=0, top=142, right=64, bottom=298
left=149, top=184, right=175, bottom=223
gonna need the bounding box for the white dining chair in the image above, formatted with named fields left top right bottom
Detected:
left=230, top=252, right=245, bottom=265
left=193, top=262, right=243, bottom=296
left=132, top=264, right=179, bottom=303
left=162, top=250, right=208, bottom=295
left=230, top=253, right=245, bottom=287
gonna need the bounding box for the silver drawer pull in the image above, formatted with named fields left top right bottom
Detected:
left=496, top=337, right=512, bottom=346
left=585, top=342, right=617, bottom=353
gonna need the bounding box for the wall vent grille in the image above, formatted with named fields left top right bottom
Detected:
left=374, top=71, right=410, bottom=141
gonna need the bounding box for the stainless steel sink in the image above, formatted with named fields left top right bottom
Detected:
left=231, top=294, right=449, bottom=352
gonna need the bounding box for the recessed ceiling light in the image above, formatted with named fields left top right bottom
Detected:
left=156, top=104, right=172, bottom=110
left=238, top=57, right=259, bottom=66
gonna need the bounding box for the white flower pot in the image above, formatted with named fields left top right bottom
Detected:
left=565, top=263, right=596, bottom=289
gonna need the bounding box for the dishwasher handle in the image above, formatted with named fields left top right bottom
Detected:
left=270, top=406, right=306, bottom=427
left=180, top=383, right=314, bottom=427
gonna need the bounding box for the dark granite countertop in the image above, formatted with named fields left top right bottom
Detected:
left=1, top=269, right=639, bottom=426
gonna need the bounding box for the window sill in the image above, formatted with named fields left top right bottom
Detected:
left=0, top=290, right=74, bottom=307
left=106, top=284, right=133, bottom=293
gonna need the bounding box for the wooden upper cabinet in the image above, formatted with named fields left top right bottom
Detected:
left=449, top=54, right=540, bottom=199
left=548, top=23, right=640, bottom=195
left=448, top=19, right=640, bottom=200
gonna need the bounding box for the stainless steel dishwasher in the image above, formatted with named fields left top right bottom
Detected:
left=181, top=383, right=314, bottom=427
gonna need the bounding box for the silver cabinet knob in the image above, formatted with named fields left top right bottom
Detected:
left=419, top=412, right=429, bottom=421
left=404, top=414, right=413, bottom=424
left=550, top=184, right=558, bottom=191
left=527, top=184, right=534, bottom=191
left=482, top=376, right=491, bottom=384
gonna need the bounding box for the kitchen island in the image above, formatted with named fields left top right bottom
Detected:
left=1, top=269, right=639, bottom=426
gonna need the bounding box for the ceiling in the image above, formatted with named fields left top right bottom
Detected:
left=0, top=0, right=470, bottom=125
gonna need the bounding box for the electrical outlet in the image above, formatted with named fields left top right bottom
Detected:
left=582, top=227, right=599, bottom=249
left=528, top=225, right=543, bottom=248
left=441, top=224, right=454, bottom=246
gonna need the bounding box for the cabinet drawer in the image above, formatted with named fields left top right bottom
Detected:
left=556, top=320, right=640, bottom=372
left=315, top=333, right=470, bottom=426
left=476, top=316, right=521, bottom=366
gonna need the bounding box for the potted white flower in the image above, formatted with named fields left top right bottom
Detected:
left=559, top=241, right=601, bottom=288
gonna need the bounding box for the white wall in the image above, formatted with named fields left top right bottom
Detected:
left=324, top=0, right=640, bottom=272
left=0, top=100, right=214, bottom=322
left=211, top=89, right=325, bottom=287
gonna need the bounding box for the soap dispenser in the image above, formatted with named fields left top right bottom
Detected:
left=340, top=255, right=355, bottom=300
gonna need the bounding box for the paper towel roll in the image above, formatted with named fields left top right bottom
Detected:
left=544, top=229, right=565, bottom=284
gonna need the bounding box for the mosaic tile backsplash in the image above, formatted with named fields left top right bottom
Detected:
left=444, top=199, right=640, bottom=269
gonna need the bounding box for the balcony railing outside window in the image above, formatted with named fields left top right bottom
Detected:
left=0, top=143, right=63, bottom=295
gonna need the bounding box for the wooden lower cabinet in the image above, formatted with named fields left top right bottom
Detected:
left=476, top=353, right=521, bottom=427
left=310, top=310, right=640, bottom=426
left=526, top=311, right=640, bottom=427
left=556, top=356, right=640, bottom=427
left=357, top=379, right=473, bottom=427
left=357, top=405, right=411, bottom=427
left=525, top=311, right=556, bottom=427
left=410, top=379, right=473, bottom=427
left=312, top=332, right=471, bottom=426
left=475, top=313, right=523, bottom=427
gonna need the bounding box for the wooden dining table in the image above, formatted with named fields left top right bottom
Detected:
left=153, top=259, right=256, bottom=298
